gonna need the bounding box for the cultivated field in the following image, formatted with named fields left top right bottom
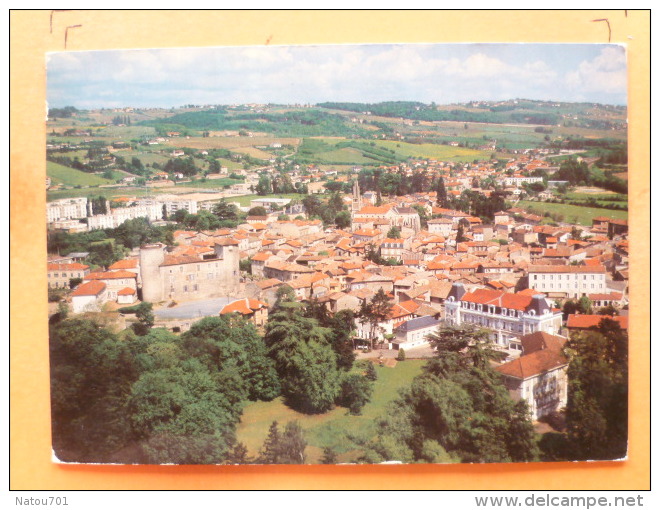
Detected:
left=231, top=147, right=275, bottom=160
left=517, top=200, right=628, bottom=226
left=164, top=136, right=301, bottom=150
left=372, top=139, right=491, bottom=161
left=298, top=137, right=490, bottom=165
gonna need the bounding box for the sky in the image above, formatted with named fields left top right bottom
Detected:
left=46, top=43, right=627, bottom=109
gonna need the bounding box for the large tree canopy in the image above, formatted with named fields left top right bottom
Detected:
left=564, top=318, right=628, bottom=461
left=359, top=324, right=538, bottom=463
left=180, top=315, right=280, bottom=402
left=265, top=294, right=340, bottom=413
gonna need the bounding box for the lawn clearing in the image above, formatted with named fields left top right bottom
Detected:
left=47, top=161, right=115, bottom=187
left=236, top=359, right=425, bottom=463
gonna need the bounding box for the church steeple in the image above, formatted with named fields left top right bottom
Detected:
left=352, top=180, right=362, bottom=214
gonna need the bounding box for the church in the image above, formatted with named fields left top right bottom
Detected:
left=350, top=181, right=421, bottom=234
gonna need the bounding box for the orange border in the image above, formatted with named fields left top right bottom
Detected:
left=10, top=10, right=650, bottom=490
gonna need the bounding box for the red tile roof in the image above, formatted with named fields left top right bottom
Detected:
left=71, top=280, right=106, bottom=297
left=495, top=349, right=568, bottom=379
left=85, top=270, right=137, bottom=280
left=520, top=331, right=567, bottom=355
left=587, top=292, right=623, bottom=301
left=397, top=300, right=421, bottom=314
left=48, top=263, right=89, bottom=271
left=220, top=298, right=268, bottom=315
left=356, top=205, right=391, bottom=215
left=108, top=259, right=138, bottom=270
left=566, top=315, right=628, bottom=330
left=461, top=288, right=545, bottom=311
left=256, top=278, right=284, bottom=289
left=117, top=287, right=136, bottom=295
left=251, top=252, right=271, bottom=262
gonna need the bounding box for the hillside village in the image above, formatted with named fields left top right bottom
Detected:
left=45, top=101, right=630, bottom=464
left=48, top=150, right=629, bottom=415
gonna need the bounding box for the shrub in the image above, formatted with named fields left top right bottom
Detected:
left=365, top=362, right=378, bottom=381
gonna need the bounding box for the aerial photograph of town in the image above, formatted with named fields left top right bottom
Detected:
left=44, top=43, right=630, bottom=465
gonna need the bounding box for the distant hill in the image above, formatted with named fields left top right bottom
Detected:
left=140, top=108, right=374, bottom=138
left=317, top=99, right=626, bottom=130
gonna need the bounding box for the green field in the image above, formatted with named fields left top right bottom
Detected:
left=236, top=359, right=425, bottom=463
left=94, top=125, right=157, bottom=138
left=123, top=149, right=170, bottom=166
left=297, top=137, right=490, bottom=165
left=47, top=186, right=156, bottom=201
left=560, top=191, right=628, bottom=208
left=47, top=161, right=115, bottom=187
left=174, top=178, right=244, bottom=189
left=372, top=139, right=491, bottom=161
left=217, top=157, right=244, bottom=170
left=227, top=193, right=305, bottom=207
left=517, top=200, right=628, bottom=226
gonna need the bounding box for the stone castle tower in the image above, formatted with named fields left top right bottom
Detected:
left=139, top=243, right=166, bottom=303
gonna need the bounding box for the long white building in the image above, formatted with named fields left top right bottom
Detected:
left=527, top=264, right=607, bottom=299
left=87, top=201, right=162, bottom=230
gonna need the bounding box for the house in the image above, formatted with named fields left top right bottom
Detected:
left=47, top=262, right=90, bottom=289
left=588, top=292, right=625, bottom=309
left=84, top=270, right=138, bottom=301
left=263, top=259, right=315, bottom=282
left=108, top=258, right=141, bottom=282
left=495, top=331, right=569, bottom=420
left=427, top=218, right=453, bottom=236
left=392, top=315, right=441, bottom=350
left=71, top=280, right=108, bottom=313
left=220, top=298, right=269, bottom=329
left=444, top=283, right=563, bottom=355
left=117, top=287, right=137, bottom=305
left=527, top=265, right=607, bottom=299
left=379, top=238, right=407, bottom=262
left=354, top=302, right=416, bottom=347
left=317, top=291, right=361, bottom=314
left=250, top=251, right=272, bottom=277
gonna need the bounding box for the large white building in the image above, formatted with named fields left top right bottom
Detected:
left=46, top=197, right=88, bottom=222
left=444, top=283, right=563, bottom=354
left=503, top=175, right=544, bottom=187
left=87, top=202, right=162, bottom=230
left=155, top=195, right=199, bottom=216
left=527, top=264, right=607, bottom=299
